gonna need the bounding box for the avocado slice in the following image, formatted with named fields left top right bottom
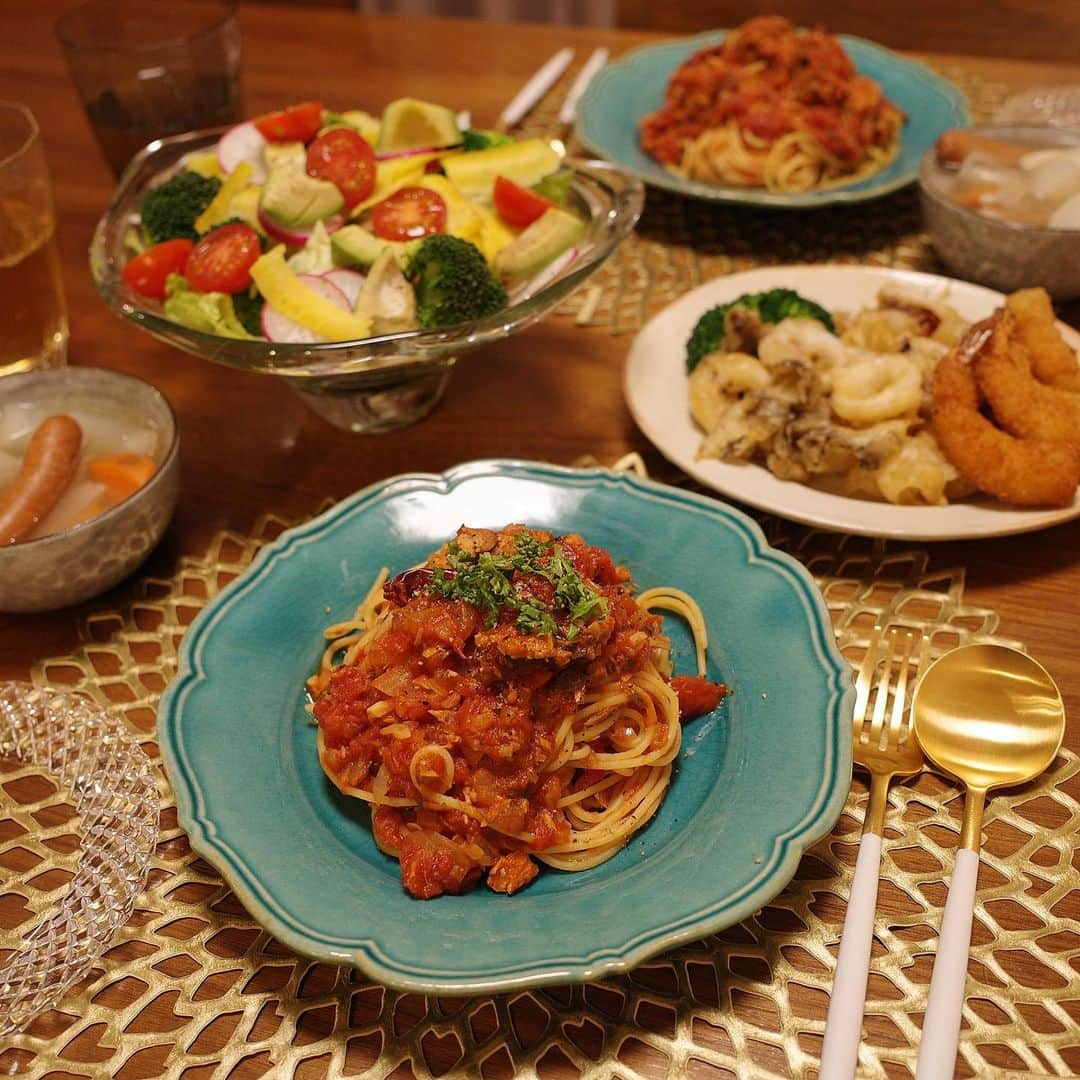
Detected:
left=260, top=166, right=343, bottom=229
left=263, top=141, right=306, bottom=172
left=377, top=98, right=462, bottom=154
left=494, top=207, right=584, bottom=280
left=331, top=224, right=418, bottom=271
left=355, top=249, right=418, bottom=335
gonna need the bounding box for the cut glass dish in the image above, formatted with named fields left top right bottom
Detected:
left=0, top=684, right=158, bottom=1036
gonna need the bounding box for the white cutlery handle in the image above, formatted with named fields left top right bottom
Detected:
left=916, top=847, right=980, bottom=1080
left=819, top=831, right=883, bottom=1080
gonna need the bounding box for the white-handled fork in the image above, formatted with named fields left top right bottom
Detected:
left=819, top=628, right=929, bottom=1080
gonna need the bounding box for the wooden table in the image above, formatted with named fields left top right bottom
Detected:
left=3, top=5, right=1080, bottom=1077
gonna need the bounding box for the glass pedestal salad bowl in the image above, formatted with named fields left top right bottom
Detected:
left=90, top=108, right=643, bottom=432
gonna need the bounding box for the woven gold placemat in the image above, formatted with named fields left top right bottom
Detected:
left=514, top=60, right=1011, bottom=334
left=2, top=507, right=1078, bottom=1080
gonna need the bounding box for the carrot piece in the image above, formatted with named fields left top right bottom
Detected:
left=953, top=181, right=1000, bottom=208
left=88, top=454, right=156, bottom=498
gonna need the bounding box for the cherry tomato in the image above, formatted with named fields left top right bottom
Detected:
left=370, top=186, right=447, bottom=241
left=183, top=223, right=262, bottom=294
left=305, top=128, right=376, bottom=208
left=122, top=238, right=194, bottom=300
left=493, top=175, right=552, bottom=229
left=253, top=101, right=324, bottom=143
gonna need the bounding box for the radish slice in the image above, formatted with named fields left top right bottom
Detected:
left=374, top=143, right=459, bottom=162
left=507, top=246, right=579, bottom=303
left=321, top=268, right=365, bottom=307
left=218, top=121, right=268, bottom=182
left=261, top=274, right=351, bottom=343
left=257, top=207, right=345, bottom=247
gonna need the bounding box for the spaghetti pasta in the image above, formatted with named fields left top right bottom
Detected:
left=640, top=16, right=905, bottom=194
left=309, top=525, right=726, bottom=899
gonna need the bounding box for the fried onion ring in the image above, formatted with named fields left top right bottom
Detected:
left=931, top=345, right=1080, bottom=507
left=972, top=314, right=1080, bottom=457
left=1006, top=288, right=1080, bottom=392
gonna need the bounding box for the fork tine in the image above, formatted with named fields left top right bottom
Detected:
left=852, top=627, right=883, bottom=740
left=867, top=630, right=898, bottom=749
left=903, top=632, right=932, bottom=746
left=885, top=630, right=918, bottom=750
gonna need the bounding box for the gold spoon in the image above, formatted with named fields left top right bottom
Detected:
left=911, top=644, right=1065, bottom=1080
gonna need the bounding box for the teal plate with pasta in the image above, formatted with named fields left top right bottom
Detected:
left=159, top=460, right=852, bottom=994
left=575, top=31, right=969, bottom=208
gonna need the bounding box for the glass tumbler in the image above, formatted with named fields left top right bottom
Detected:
left=56, top=0, right=243, bottom=177
left=0, top=103, right=67, bottom=377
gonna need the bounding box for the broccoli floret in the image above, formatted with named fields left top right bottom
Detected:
left=461, top=128, right=515, bottom=152
left=407, top=234, right=507, bottom=329
left=754, top=288, right=835, bottom=329
left=686, top=307, right=733, bottom=374
left=231, top=288, right=265, bottom=337
left=140, top=171, right=222, bottom=245
left=685, top=288, right=835, bottom=372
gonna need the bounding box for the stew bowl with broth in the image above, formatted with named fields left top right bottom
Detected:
left=919, top=124, right=1080, bottom=299
left=0, top=367, right=179, bottom=612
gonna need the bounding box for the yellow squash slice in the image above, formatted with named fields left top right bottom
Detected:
left=441, top=139, right=562, bottom=204
left=194, top=161, right=254, bottom=234
left=251, top=247, right=373, bottom=341
left=350, top=154, right=441, bottom=217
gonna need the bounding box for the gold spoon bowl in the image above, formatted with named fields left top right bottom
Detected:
left=913, top=643, right=1066, bottom=847
left=911, top=643, right=1065, bottom=1080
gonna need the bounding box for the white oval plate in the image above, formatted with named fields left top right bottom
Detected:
left=624, top=265, right=1080, bottom=540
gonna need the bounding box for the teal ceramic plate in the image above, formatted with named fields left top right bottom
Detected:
left=575, top=31, right=969, bottom=208
left=159, top=460, right=853, bottom=994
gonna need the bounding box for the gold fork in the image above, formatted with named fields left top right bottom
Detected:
left=819, top=627, right=930, bottom=1080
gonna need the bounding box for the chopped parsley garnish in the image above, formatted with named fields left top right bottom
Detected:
left=426, top=533, right=609, bottom=638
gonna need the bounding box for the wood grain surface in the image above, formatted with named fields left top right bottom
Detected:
left=1, top=5, right=1079, bottom=1076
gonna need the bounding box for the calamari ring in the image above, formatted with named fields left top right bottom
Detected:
left=972, top=314, right=1080, bottom=456
left=1006, top=288, right=1080, bottom=393
left=931, top=348, right=1079, bottom=508
left=831, top=353, right=922, bottom=426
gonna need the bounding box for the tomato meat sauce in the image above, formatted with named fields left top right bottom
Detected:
left=312, top=525, right=726, bottom=899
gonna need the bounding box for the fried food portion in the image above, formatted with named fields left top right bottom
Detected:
left=1006, top=288, right=1080, bottom=392
left=972, top=313, right=1080, bottom=456
left=931, top=344, right=1080, bottom=507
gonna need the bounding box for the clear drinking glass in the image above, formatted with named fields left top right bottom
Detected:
left=0, top=103, right=68, bottom=377
left=56, top=0, right=243, bottom=177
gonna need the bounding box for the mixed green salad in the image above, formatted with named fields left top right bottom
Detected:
left=121, top=98, right=585, bottom=344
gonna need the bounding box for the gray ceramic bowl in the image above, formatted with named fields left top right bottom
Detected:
left=919, top=124, right=1080, bottom=300
left=0, top=368, right=179, bottom=613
